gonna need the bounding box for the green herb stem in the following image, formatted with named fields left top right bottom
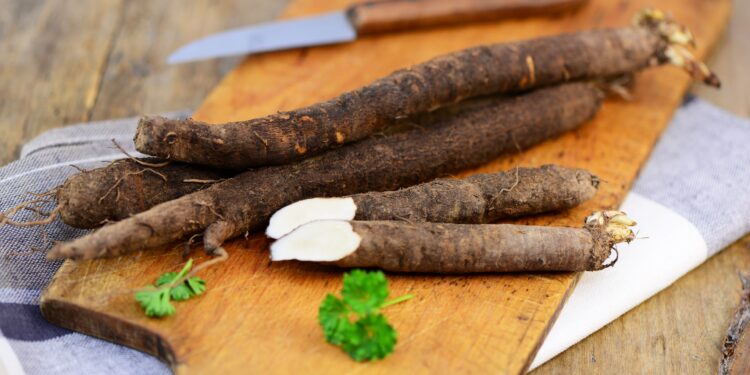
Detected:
left=169, top=259, right=193, bottom=288
left=380, top=294, right=415, bottom=309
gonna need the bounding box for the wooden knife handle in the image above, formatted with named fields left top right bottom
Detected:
left=347, top=0, right=587, bottom=35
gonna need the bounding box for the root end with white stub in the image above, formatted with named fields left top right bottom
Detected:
left=270, top=220, right=361, bottom=262
left=585, top=210, right=637, bottom=245
left=266, top=197, right=357, bottom=239
left=634, top=8, right=721, bottom=88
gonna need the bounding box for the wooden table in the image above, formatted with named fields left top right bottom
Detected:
left=0, top=0, right=747, bottom=373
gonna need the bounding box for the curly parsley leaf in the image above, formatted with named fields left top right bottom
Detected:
left=318, top=269, right=413, bottom=361
left=319, top=294, right=354, bottom=345
left=343, top=314, right=397, bottom=361
left=135, top=258, right=207, bottom=318
left=342, top=269, right=389, bottom=314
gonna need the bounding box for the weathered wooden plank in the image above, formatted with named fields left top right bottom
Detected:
left=89, top=0, right=286, bottom=120
left=691, top=0, right=750, bottom=118
left=0, top=0, right=122, bottom=164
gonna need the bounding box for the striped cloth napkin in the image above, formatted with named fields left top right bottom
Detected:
left=0, top=98, right=748, bottom=374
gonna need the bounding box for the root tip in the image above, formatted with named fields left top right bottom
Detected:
left=590, top=174, right=601, bottom=189
left=137, top=115, right=168, bottom=127
left=586, top=210, right=637, bottom=245
left=46, top=247, right=65, bottom=260
left=705, top=73, right=722, bottom=89
left=47, top=243, right=91, bottom=261
left=135, top=116, right=174, bottom=151
left=636, top=8, right=721, bottom=88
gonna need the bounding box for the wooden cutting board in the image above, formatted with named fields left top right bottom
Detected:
left=40, top=0, right=730, bottom=373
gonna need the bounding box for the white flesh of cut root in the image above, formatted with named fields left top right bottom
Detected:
left=265, top=197, right=357, bottom=239
left=270, top=220, right=361, bottom=261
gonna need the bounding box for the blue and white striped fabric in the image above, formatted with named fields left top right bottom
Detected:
left=0, top=114, right=191, bottom=375
left=0, top=100, right=748, bottom=374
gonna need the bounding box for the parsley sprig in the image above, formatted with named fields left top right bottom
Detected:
left=319, top=269, right=414, bottom=361
left=135, top=258, right=206, bottom=318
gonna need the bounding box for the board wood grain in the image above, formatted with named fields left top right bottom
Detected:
left=40, top=0, right=730, bottom=373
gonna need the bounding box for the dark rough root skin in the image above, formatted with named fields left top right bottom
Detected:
left=134, top=27, right=660, bottom=170
left=57, top=158, right=225, bottom=229
left=49, top=83, right=603, bottom=260
left=204, top=221, right=235, bottom=253
left=333, top=220, right=613, bottom=273
left=351, top=165, right=598, bottom=224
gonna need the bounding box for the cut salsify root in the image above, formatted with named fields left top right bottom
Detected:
left=48, top=83, right=602, bottom=260
left=266, top=165, right=599, bottom=239
left=270, top=211, right=637, bottom=273
left=134, top=9, right=719, bottom=170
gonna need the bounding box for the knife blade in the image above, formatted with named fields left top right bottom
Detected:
left=168, top=0, right=587, bottom=64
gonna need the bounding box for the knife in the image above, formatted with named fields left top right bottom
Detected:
left=168, top=0, right=587, bottom=64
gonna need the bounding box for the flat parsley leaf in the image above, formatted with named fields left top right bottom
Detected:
left=135, top=288, right=175, bottom=318
left=135, top=259, right=207, bottom=318
left=170, top=285, right=193, bottom=301
left=156, top=271, right=206, bottom=301
left=318, top=269, right=413, bottom=361
left=155, top=271, right=190, bottom=301
left=155, top=271, right=179, bottom=287
left=186, top=277, right=207, bottom=296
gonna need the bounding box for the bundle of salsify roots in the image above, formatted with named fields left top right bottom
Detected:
left=3, top=9, right=718, bottom=273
